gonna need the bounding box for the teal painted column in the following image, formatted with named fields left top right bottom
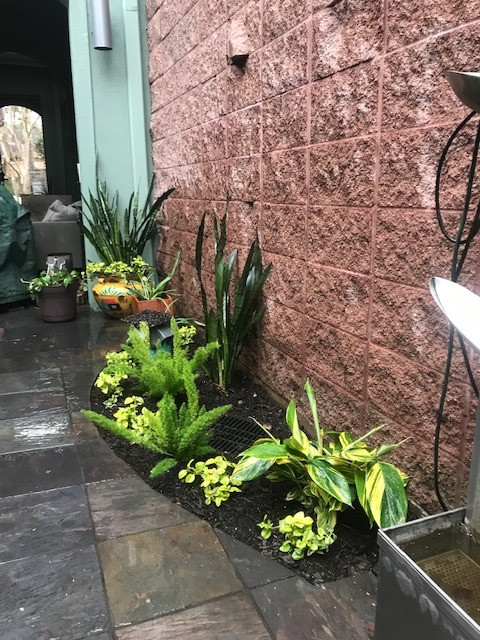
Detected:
left=68, top=0, right=154, bottom=276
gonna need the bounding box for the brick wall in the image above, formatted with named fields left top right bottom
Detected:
left=147, top=0, right=480, bottom=510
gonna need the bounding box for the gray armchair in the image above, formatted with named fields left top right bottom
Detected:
left=21, top=195, right=85, bottom=270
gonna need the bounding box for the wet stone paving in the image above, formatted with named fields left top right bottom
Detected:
left=0, top=306, right=377, bottom=639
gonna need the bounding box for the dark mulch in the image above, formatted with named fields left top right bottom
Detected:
left=90, top=369, right=379, bottom=585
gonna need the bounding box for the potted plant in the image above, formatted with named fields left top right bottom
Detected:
left=23, top=269, right=84, bottom=322
left=80, top=178, right=174, bottom=318
left=86, top=257, right=152, bottom=319
left=129, top=250, right=181, bottom=315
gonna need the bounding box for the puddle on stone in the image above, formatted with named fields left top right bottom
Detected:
left=402, top=524, right=480, bottom=624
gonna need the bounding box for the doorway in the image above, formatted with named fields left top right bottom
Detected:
left=0, top=0, right=79, bottom=199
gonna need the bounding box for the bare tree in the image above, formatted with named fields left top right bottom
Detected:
left=0, top=105, right=43, bottom=196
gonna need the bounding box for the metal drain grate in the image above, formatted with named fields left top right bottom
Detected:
left=211, top=414, right=267, bottom=457
left=418, top=549, right=480, bottom=623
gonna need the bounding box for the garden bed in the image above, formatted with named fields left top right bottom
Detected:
left=90, top=369, right=379, bottom=586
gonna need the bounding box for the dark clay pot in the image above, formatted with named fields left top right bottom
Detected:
left=37, top=284, right=78, bottom=322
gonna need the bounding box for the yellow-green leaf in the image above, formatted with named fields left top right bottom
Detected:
left=232, top=456, right=275, bottom=482
left=307, top=459, right=352, bottom=506
left=365, top=461, right=407, bottom=528
left=342, top=447, right=376, bottom=463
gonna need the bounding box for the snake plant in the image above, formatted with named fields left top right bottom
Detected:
left=80, top=178, right=174, bottom=264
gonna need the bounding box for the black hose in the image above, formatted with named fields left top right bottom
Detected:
left=434, top=112, right=480, bottom=510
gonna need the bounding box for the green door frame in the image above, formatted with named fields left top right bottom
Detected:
left=68, top=0, right=153, bottom=274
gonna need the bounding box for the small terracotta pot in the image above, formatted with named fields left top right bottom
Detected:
left=37, top=284, right=78, bottom=322
left=131, top=294, right=175, bottom=315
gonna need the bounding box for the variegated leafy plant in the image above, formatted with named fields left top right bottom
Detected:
left=232, top=380, right=408, bottom=550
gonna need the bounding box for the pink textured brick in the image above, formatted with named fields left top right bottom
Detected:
left=228, top=0, right=261, bottom=57
left=198, top=26, right=227, bottom=83
left=227, top=0, right=249, bottom=17
left=263, top=86, right=308, bottom=153
left=374, top=208, right=479, bottom=287
left=228, top=156, right=260, bottom=201
left=310, top=138, right=376, bottom=207
left=262, top=23, right=309, bottom=100
left=382, top=26, right=480, bottom=132
left=303, top=318, right=367, bottom=395
left=226, top=105, right=261, bottom=158
left=149, top=43, right=163, bottom=84
left=180, top=47, right=206, bottom=94
left=311, top=62, right=379, bottom=144
left=146, top=0, right=159, bottom=22
left=160, top=228, right=197, bottom=265
left=303, top=370, right=365, bottom=432
left=155, top=128, right=203, bottom=167
left=159, top=0, right=196, bottom=40
left=311, top=0, right=383, bottom=79
left=262, top=203, right=306, bottom=259
left=202, top=119, right=228, bottom=161
left=156, top=4, right=199, bottom=78
left=202, top=72, right=228, bottom=122
left=379, top=122, right=480, bottom=210
left=147, top=10, right=161, bottom=54
left=263, top=149, right=307, bottom=205
left=150, top=76, right=166, bottom=113
left=198, top=0, right=227, bottom=38
left=227, top=51, right=261, bottom=111
left=307, top=206, right=371, bottom=274
left=371, top=278, right=466, bottom=378
left=304, top=265, right=370, bottom=337
left=164, top=198, right=206, bottom=232
left=263, top=0, right=310, bottom=44
left=255, top=341, right=306, bottom=404
left=263, top=252, right=305, bottom=309
left=368, top=345, right=468, bottom=442
left=151, top=88, right=201, bottom=141
left=387, top=0, right=480, bottom=50
left=193, top=161, right=228, bottom=200
left=261, top=299, right=305, bottom=360
left=226, top=201, right=260, bottom=246
left=153, top=168, right=176, bottom=195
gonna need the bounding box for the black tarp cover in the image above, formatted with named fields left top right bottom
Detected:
left=0, top=184, right=36, bottom=304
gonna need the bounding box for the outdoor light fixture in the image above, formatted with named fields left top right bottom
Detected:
left=431, top=277, right=480, bottom=539
left=90, top=0, right=112, bottom=50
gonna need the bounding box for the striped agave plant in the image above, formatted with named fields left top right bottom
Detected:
left=81, top=178, right=174, bottom=264
left=195, top=197, right=272, bottom=389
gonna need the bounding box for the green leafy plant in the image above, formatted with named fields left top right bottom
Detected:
left=81, top=178, right=174, bottom=264
left=232, top=380, right=408, bottom=551
left=86, top=257, right=152, bottom=280
left=178, top=456, right=242, bottom=506
left=22, top=269, right=84, bottom=297
left=196, top=197, right=272, bottom=389
left=113, top=396, right=148, bottom=430
left=128, top=250, right=181, bottom=300
left=121, top=318, right=219, bottom=399
left=82, top=366, right=231, bottom=476
left=95, top=319, right=218, bottom=402
left=258, top=512, right=336, bottom=559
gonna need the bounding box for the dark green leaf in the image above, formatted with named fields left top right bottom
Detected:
left=307, top=459, right=352, bottom=506
left=240, top=442, right=287, bottom=459
left=232, top=456, right=275, bottom=482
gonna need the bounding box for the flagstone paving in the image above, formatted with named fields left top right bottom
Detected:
left=0, top=306, right=377, bottom=639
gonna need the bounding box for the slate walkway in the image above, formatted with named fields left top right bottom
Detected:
left=0, top=306, right=377, bottom=639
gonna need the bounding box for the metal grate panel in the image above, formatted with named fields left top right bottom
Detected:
left=212, top=414, right=267, bottom=457
left=418, top=548, right=480, bottom=623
